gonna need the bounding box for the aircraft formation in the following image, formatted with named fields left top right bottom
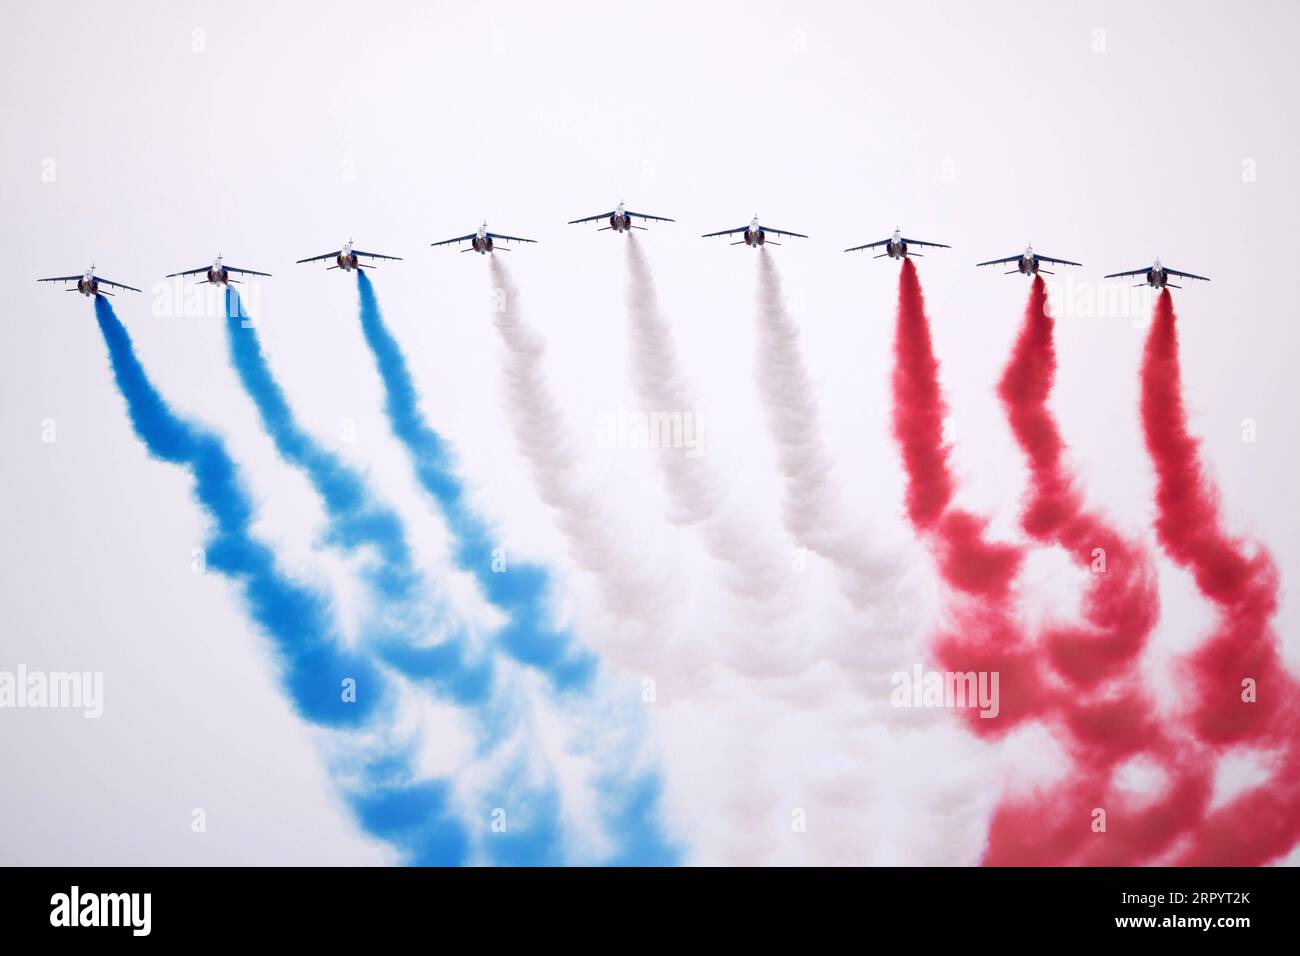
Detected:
left=37, top=200, right=1211, bottom=293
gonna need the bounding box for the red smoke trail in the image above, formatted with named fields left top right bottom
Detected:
left=1140, top=291, right=1300, bottom=865
left=990, top=277, right=1212, bottom=865
left=890, top=263, right=1218, bottom=864
left=999, top=279, right=1159, bottom=690
left=890, top=259, right=1045, bottom=733
left=893, top=261, right=1083, bottom=863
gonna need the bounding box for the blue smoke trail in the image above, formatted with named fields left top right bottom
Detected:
left=352, top=272, right=679, bottom=865
left=222, top=289, right=491, bottom=706
left=93, top=295, right=469, bottom=864
left=354, top=272, right=596, bottom=691
left=222, top=288, right=571, bottom=864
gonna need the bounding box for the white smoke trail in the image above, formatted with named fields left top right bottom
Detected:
left=626, top=241, right=871, bottom=861
left=753, top=250, right=924, bottom=672
left=488, top=253, right=825, bottom=862
left=487, top=256, right=695, bottom=678
left=485, top=255, right=985, bottom=866
left=743, top=252, right=991, bottom=863
left=624, top=236, right=796, bottom=612
left=620, top=242, right=980, bottom=864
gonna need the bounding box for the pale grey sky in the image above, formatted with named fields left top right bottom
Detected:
left=1, top=0, right=1296, bottom=864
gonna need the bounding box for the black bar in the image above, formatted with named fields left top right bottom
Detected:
left=1, top=866, right=1280, bottom=943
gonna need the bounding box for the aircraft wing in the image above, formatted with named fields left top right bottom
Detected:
left=761, top=226, right=808, bottom=238
left=352, top=250, right=402, bottom=261
left=977, top=255, right=1022, bottom=267
left=1103, top=267, right=1150, bottom=279
left=486, top=232, right=537, bottom=244
left=297, top=250, right=341, bottom=263
left=844, top=238, right=890, bottom=252
left=568, top=212, right=615, bottom=225
left=625, top=211, right=675, bottom=223
left=37, top=274, right=86, bottom=283
left=98, top=277, right=142, bottom=292
left=225, top=266, right=273, bottom=277
left=903, top=238, right=951, bottom=249
left=1037, top=254, right=1082, bottom=267
left=1166, top=267, right=1210, bottom=282
left=702, top=226, right=749, bottom=237
left=165, top=266, right=210, bottom=278
left=431, top=234, right=478, bottom=247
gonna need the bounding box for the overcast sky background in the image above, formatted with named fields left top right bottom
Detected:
left=1, top=0, right=1297, bottom=864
